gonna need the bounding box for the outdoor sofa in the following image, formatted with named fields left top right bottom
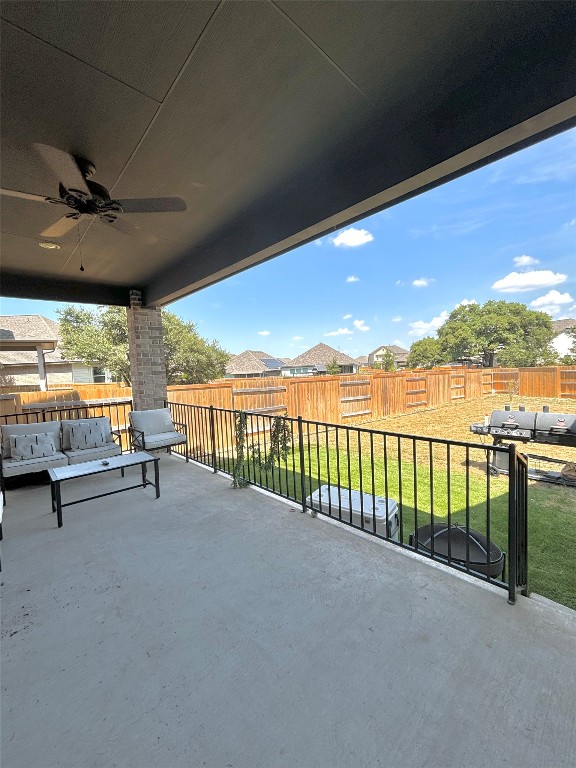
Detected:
left=0, top=416, right=123, bottom=501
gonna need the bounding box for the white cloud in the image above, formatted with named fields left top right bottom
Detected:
left=314, top=238, right=323, bottom=246
left=412, top=277, right=435, bottom=288
left=324, top=327, right=353, bottom=337
left=353, top=319, right=370, bottom=332
left=342, top=313, right=352, bottom=320
left=513, top=255, right=539, bottom=267
left=529, top=290, right=574, bottom=317
left=395, top=280, right=404, bottom=286
left=331, top=227, right=374, bottom=247
left=456, top=298, right=477, bottom=307
left=392, top=315, right=402, bottom=322
left=346, top=275, right=360, bottom=283
left=258, top=330, right=271, bottom=336
left=492, top=270, right=567, bottom=293
left=292, top=335, right=303, bottom=341
left=564, top=218, right=576, bottom=229
left=530, top=290, right=573, bottom=308
left=408, top=311, right=449, bottom=337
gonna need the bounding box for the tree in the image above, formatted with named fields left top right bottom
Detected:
left=373, top=349, right=396, bottom=371
left=326, top=357, right=341, bottom=375
left=437, top=300, right=556, bottom=367
left=407, top=337, right=447, bottom=369
left=57, top=305, right=230, bottom=384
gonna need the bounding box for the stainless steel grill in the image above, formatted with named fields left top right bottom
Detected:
left=470, top=407, right=576, bottom=485
left=471, top=408, right=576, bottom=447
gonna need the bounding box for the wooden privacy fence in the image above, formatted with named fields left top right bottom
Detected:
left=0, top=383, right=132, bottom=417
left=1, top=366, right=574, bottom=423
left=491, top=367, right=576, bottom=399
left=165, top=368, right=494, bottom=426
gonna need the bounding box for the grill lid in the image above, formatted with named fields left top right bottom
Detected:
left=489, top=410, right=537, bottom=431
left=534, top=412, right=576, bottom=435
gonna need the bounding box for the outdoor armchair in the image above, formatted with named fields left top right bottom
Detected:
left=128, top=408, right=189, bottom=461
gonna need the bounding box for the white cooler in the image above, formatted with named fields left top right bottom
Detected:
left=306, top=485, right=400, bottom=542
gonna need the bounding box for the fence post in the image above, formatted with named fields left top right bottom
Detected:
left=297, top=416, right=309, bottom=514
left=209, top=405, right=217, bottom=473
left=507, top=443, right=517, bottom=605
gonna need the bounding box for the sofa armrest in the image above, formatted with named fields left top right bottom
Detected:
left=172, top=419, right=188, bottom=435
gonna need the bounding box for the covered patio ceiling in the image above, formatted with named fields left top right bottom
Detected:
left=1, top=1, right=575, bottom=308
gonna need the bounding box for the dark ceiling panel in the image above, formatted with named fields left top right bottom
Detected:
left=0, top=232, right=74, bottom=276
left=110, top=0, right=373, bottom=246
left=0, top=1, right=219, bottom=102
left=0, top=22, right=157, bottom=193
left=277, top=1, right=529, bottom=123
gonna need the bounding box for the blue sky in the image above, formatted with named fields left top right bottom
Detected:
left=2, top=128, right=575, bottom=359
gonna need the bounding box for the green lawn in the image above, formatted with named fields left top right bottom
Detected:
left=219, top=442, right=576, bottom=610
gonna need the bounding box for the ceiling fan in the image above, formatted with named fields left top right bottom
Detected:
left=0, top=143, right=187, bottom=239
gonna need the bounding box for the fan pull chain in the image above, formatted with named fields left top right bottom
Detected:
left=76, top=219, right=85, bottom=271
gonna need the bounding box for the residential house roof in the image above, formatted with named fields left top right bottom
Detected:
left=369, top=344, right=409, bottom=363
left=287, top=343, right=356, bottom=368
left=355, top=356, right=369, bottom=365
left=553, top=318, right=576, bottom=334
left=225, top=350, right=285, bottom=375
left=0, top=315, right=66, bottom=365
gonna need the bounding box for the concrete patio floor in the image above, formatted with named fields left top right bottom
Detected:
left=2, top=455, right=575, bottom=768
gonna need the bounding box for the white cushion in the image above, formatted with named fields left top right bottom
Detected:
left=2, top=453, right=68, bottom=477
left=134, top=431, right=186, bottom=450
left=69, top=422, right=106, bottom=450
left=130, top=408, right=174, bottom=436
left=1, top=420, right=62, bottom=458
left=61, top=418, right=113, bottom=450
left=64, top=443, right=122, bottom=465
left=10, top=432, right=56, bottom=460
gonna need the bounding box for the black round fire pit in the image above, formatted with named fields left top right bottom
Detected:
left=409, top=523, right=505, bottom=578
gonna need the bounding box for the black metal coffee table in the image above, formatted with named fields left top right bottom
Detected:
left=48, top=451, right=160, bottom=528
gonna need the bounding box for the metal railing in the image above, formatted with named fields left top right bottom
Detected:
left=167, top=402, right=529, bottom=602
left=0, top=399, right=133, bottom=452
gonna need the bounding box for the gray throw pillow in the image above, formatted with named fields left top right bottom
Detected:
left=69, top=423, right=106, bottom=451
left=10, top=433, right=57, bottom=461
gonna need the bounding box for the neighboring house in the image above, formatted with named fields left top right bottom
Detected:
left=225, top=350, right=286, bottom=378
left=0, top=315, right=109, bottom=388
left=354, top=356, right=369, bottom=367
left=368, top=345, right=409, bottom=370
left=552, top=318, right=576, bottom=358
left=281, top=343, right=358, bottom=376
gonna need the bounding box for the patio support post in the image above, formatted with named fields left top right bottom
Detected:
left=126, top=290, right=167, bottom=411
left=36, top=345, right=47, bottom=391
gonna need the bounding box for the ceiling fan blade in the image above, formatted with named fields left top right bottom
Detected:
left=34, top=143, right=91, bottom=198
left=117, top=197, right=187, bottom=213
left=102, top=215, right=158, bottom=243
left=40, top=215, right=80, bottom=238
left=0, top=187, right=64, bottom=204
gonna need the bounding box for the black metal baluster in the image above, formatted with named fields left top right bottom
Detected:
left=465, top=446, right=471, bottom=572
left=429, top=441, right=435, bottom=559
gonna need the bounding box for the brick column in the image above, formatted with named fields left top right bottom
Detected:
left=126, top=290, right=167, bottom=410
